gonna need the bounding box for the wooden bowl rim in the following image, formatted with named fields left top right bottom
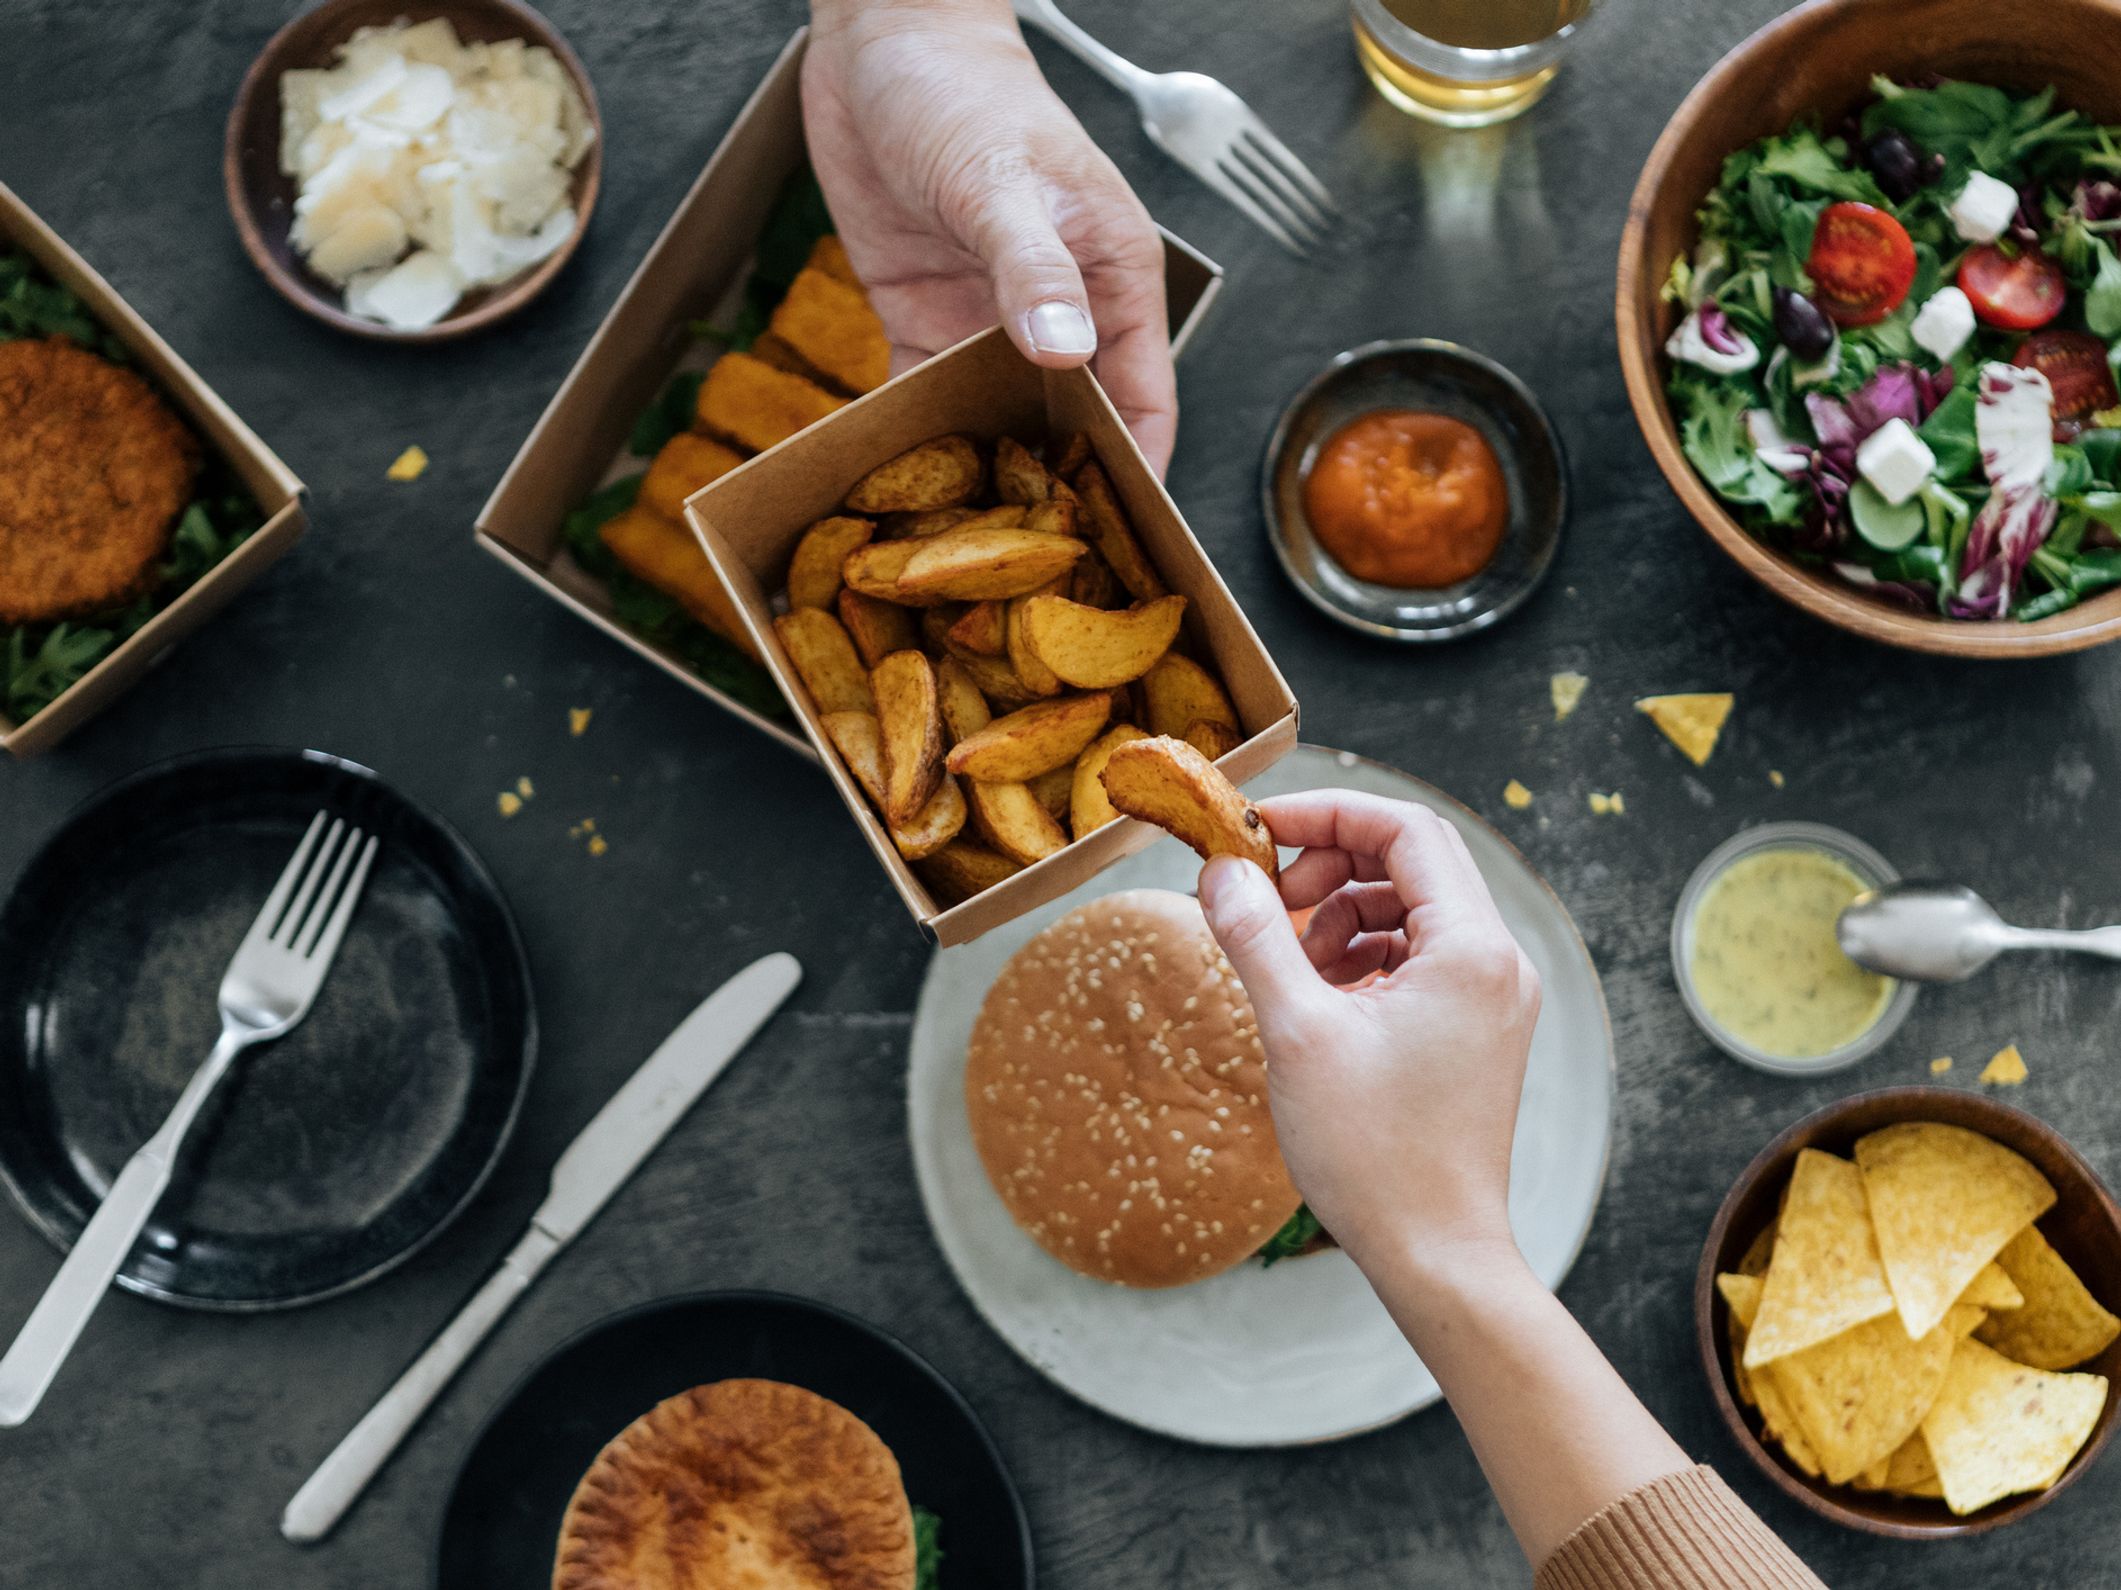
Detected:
left=1694, top=1084, right=2121, bottom=1539
left=221, top=0, right=603, bottom=344
left=1614, top=0, right=2121, bottom=658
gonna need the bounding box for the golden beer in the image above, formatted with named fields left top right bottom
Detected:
left=1352, top=0, right=1592, bottom=127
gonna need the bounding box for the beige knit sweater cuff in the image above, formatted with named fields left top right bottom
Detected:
left=1535, top=1466, right=1827, bottom=1590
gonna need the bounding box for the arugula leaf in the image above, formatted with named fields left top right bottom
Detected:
left=1257, top=1204, right=1323, bottom=1267
left=2078, top=428, right=2121, bottom=484
left=1917, top=385, right=1981, bottom=480
left=1756, top=129, right=1886, bottom=204
left=912, top=1506, right=944, bottom=1590
left=628, top=371, right=704, bottom=457
left=2087, top=238, right=2121, bottom=338
left=5, top=625, right=111, bottom=721
left=561, top=473, right=643, bottom=574
left=2048, top=444, right=2095, bottom=498
left=1676, top=379, right=1805, bottom=521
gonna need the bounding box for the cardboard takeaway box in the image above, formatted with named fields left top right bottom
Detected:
left=0, top=181, right=306, bottom=757
left=474, top=28, right=1222, bottom=761
left=689, top=326, right=1300, bottom=946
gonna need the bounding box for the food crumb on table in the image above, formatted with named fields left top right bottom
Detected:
left=588, top=834, right=608, bottom=857
left=516, top=776, right=535, bottom=799
left=1588, top=791, right=1624, bottom=816
left=496, top=791, right=522, bottom=818
left=569, top=707, right=592, bottom=736
left=1550, top=671, right=1588, bottom=721
left=385, top=445, right=428, bottom=481
left=1769, top=769, right=1786, bottom=789
left=1980, top=1044, right=2028, bottom=1086
left=1503, top=779, right=1533, bottom=809
left=570, top=817, right=597, bottom=838
left=1930, top=1056, right=1953, bottom=1075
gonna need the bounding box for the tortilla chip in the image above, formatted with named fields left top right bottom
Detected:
left=1880, top=1429, right=1944, bottom=1498
left=1636, top=692, right=1734, bottom=766
left=1851, top=1456, right=1891, bottom=1490
left=1737, top=1220, right=1778, bottom=1278
left=1551, top=671, right=1588, bottom=721
left=1980, top=1043, right=2029, bottom=1086
left=1855, top=1123, right=2056, bottom=1341
left=1922, top=1338, right=2107, bottom=1514
left=1752, top=1365, right=1824, bottom=1477
left=1744, top=1150, right=1896, bottom=1368
left=1769, top=1303, right=1976, bottom=1484
left=1721, top=1273, right=1761, bottom=1407
left=1960, top=1262, right=2025, bottom=1314
left=1977, top=1225, right=2121, bottom=1370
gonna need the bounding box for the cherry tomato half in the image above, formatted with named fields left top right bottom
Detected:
left=2012, top=329, right=2119, bottom=439
left=1805, top=202, right=1917, bottom=326
left=1959, top=244, right=2067, bottom=331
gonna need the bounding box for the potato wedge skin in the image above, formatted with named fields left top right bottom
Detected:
left=872, top=649, right=944, bottom=825
left=891, top=772, right=966, bottom=860
left=879, top=506, right=975, bottom=540
left=1070, top=723, right=1149, bottom=838
left=945, top=599, right=1007, bottom=658
left=1099, top=735, right=1278, bottom=878
left=1142, top=652, right=1238, bottom=739
left=1051, top=433, right=1093, bottom=479
left=1067, top=546, right=1121, bottom=609
left=775, top=608, right=875, bottom=715
left=935, top=656, right=994, bottom=744
left=845, top=434, right=984, bottom=513
left=1182, top=718, right=1243, bottom=761
left=944, top=692, right=1111, bottom=782
left=786, top=514, right=875, bottom=609
left=895, top=527, right=1085, bottom=603
left=917, top=839, right=1022, bottom=904
left=994, top=436, right=1058, bottom=505
left=841, top=538, right=929, bottom=603
left=1019, top=593, right=1186, bottom=689
left=820, top=710, right=887, bottom=806
left=1027, top=763, right=1074, bottom=822
left=1005, top=576, right=1071, bottom=700
left=837, top=588, right=920, bottom=668
left=967, top=778, right=1069, bottom=865
left=1073, top=459, right=1166, bottom=601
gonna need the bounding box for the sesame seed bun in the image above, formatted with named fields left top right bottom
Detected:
left=964, top=888, right=1302, bottom=1288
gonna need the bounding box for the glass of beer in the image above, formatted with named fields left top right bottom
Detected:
left=1350, top=0, right=1594, bottom=128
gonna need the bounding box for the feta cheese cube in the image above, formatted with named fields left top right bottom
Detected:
left=1949, top=172, right=2020, bottom=244
left=1855, top=417, right=1935, bottom=506
left=1910, top=286, right=1975, bottom=363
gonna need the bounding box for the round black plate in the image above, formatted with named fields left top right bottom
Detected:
left=437, top=1291, right=1035, bottom=1589
left=0, top=748, right=535, bottom=1310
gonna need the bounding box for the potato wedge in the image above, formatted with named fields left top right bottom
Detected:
left=895, top=527, right=1085, bottom=602
left=842, top=539, right=951, bottom=606
left=995, top=436, right=1059, bottom=505
left=953, top=505, right=1029, bottom=534
left=1027, top=763, right=1074, bottom=823
left=880, top=506, right=976, bottom=540
left=1183, top=718, right=1243, bottom=762
left=1073, top=460, right=1166, bottom=601
left=1052, top=432, right=1093, bottom=479
left=845, top=434, right=983, bottom=513
left=1071, top=723, right=1149, bottom=838
left=820, top=711, right=965, bottom=858
left=891, top=772, right=966, bottom=860
left=1142, top=652, right=1238, bottom=740
left=1068, top=546, right=1122, bottom=609
left=1005, top=577, right=1071, bottom=700
left=946, top=648, right=1038, bottom=709
left=918, top=839, right=1023, bottom=904
left=968, top=779, right=1069, bottom=866
left=1100, top=735, right=1278, bottom=878
left=936, top=656, right=994, bottom=743
left=945, top=600, right=1007, bottom=658
left=820, top=710, right=889, bottom=806
left=837, top=588, right=920, bottom=668
left=1025, top=496, right=1080, bottom=539
left=1019, top=593, right=1187, bottom=688
left=873, top=650, right=944, bottom=825
left=775, top=608, right=873, bottom=715
left=945, top=692, right=1111, bottom=782
left=786, top=515, right=874, bottom=610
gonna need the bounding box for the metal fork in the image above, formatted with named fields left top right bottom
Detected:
left=0, top=811, right=378, bottom=1426
left=1013, top=0, right=1338, bottom=255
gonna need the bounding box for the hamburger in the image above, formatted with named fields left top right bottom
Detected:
left=553, top=1377, right=943, bottom=1590
left=964, top=888, right=1325, bottom=1288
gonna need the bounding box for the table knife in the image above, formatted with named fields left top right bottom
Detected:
left=279, top=950, right=801, bottom=1544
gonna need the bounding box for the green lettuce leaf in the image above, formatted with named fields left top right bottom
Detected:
left=1257, top=1204, right=1322, bottom=1267
left=913, top=1505, right=944, bottom=1590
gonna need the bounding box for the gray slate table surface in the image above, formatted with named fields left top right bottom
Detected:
left=4, top=0, right=2120, bottom=1584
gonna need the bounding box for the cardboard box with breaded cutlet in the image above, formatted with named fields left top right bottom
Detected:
left=689, top=326, right=1299, bottom=945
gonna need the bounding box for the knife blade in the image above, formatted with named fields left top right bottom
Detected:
left=279, top=951, right=801, bottom=1545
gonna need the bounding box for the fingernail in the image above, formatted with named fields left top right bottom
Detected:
left=1026, top=300, right=1096, bottom=356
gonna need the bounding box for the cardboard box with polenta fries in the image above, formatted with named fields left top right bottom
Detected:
left=689, top=327, right=1298, bottom=945
left=475, top=30, right=1222, bottom=759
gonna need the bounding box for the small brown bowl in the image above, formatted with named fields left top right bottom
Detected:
left=1616, top=0, right=2121, bottom=658
left=1697, top=1086, right=2121, bottom=1538
left=223, top=0, right=601, bottom=343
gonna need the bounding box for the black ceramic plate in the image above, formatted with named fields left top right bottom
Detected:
left=437, top=1291, right=1035, bottom=1589
left=0, top=748, right=534, bottom=1310
left=1262, top=338, right=1568, bottom=642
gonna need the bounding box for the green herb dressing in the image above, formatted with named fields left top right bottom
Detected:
left=1689, top=848, right=1893, bottom=1059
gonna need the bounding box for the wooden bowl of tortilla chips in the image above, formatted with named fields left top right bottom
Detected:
left=1698, top=1087, right=2121, bottom=1537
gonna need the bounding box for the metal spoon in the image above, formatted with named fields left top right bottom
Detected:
left=1837, top=881, right=2121, bottom=983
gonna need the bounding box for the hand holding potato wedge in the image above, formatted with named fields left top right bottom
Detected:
left=1099, top=735, right=1277, bottom=879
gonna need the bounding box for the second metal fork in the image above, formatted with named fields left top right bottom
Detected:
left=1014, top=0, right=1339, bottom=254
left=0, top=811, right=379, bottom=1426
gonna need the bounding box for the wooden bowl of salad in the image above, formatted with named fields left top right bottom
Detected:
left=1618, top=0, right=2121, bottom=657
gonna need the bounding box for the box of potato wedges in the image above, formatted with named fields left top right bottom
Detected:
left=0, top=180, right=306, bottom=757
left=689, top=326, right=1298, bottom=945
left=474, top=28, right=1223, bottom=762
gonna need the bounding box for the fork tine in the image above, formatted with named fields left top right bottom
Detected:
left=293, top=826, right=363, bottom=957
left=1231, top=135, right=1332, bottom=234
left=1215, top=154, right=1322, bottom=252
left=245, top=812, right=327, bottom=946
left=1197, top=160, right=1309, bottom=254
left=274, top=818, right=344, bottom=947
left=1238, top=120, right=1340, bottom=218
left=304, top=834, right=378, bottom=967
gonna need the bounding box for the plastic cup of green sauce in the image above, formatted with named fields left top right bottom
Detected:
left=1672, top=823, right=1917, bottom=1076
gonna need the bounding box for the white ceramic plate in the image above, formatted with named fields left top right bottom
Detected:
left=906, top=744, right=1615, bottom=1446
